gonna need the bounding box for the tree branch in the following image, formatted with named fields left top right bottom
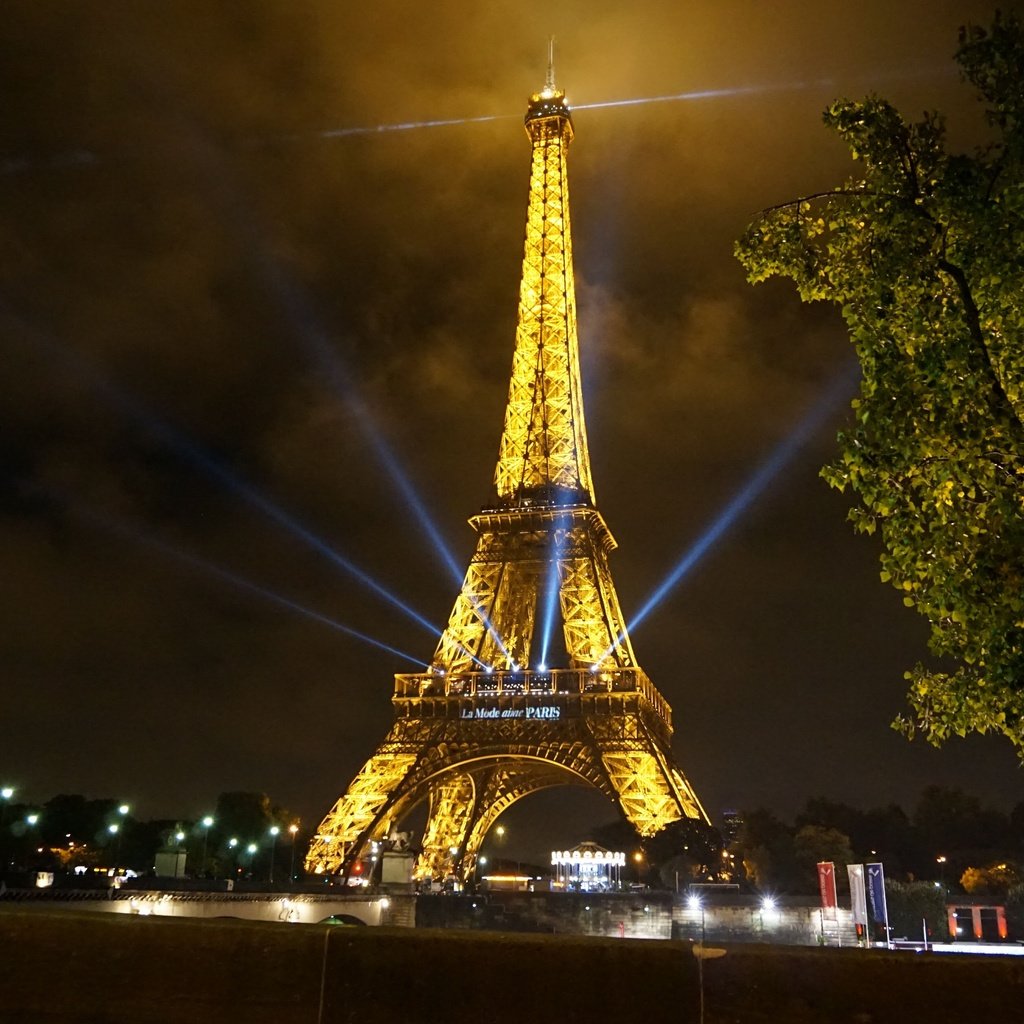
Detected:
left=937, top=259, right=1024, bottom=430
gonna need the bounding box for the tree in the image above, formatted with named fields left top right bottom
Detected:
left=210, top=791, right=292, bottom=880
left=736, top=13, right=1024, bottom=755
left=885, top=879, right=948, bottom=943
left=793, top=825, right=855, bottom=895
left=914, top=785, right=1011, bottom=871
left=960, top=862, right=1021, bottom=898
left=735, top=809, right=798, bottom=891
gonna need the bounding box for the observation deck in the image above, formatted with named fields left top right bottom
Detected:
left=393, top=666, right=673, bottom=743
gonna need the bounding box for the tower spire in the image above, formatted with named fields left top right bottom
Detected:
left=494, top=54, right=593, bottom=507
left=545, top=36, right=556, bottom=93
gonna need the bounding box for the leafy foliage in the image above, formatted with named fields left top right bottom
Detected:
left=885, top=879, right=948, bottom=941
left=792, top=824, right=855, bottom=885
left=960, top=861, right=1021, bottom=897
left=736, top=14, right=1024, bottom=753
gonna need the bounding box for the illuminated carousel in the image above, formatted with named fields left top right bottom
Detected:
left=551, top=841, right=626, bottom=892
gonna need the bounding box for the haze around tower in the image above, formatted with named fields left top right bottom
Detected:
left=0, top=0, right=1018, bottom=858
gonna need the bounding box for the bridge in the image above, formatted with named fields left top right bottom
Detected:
left=0, top=886, right=411, bottom=927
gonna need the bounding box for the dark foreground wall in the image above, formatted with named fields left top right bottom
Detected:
left=2, top=907, right=1024, bottom=1023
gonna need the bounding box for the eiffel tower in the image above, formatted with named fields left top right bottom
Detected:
left=306, top=60, right=708, bottom=884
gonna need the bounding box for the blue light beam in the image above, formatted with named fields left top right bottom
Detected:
left=538, top=513, right=571, bottom=670
left=625, top=361, right=860, bottom=639
left=245, top=254, right=466, bottom=590
left=67, top=496, right=430, bottom=668
left=1, top=307, right=442, bottom=639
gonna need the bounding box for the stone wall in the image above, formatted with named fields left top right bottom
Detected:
left=416, top=890, right=859, bottom=946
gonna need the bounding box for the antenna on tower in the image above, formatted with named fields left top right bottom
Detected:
left=546, top=36, right=556, bottom=92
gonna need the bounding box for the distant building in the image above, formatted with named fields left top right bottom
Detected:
left=721, top=810, right=744, bottom=847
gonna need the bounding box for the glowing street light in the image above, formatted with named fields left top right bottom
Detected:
left=268, top=826, right=280, bottom=885
left=0, top=787, right=14, bottom=871
left=108, top=822, right=122, bottom=873
left=0, top=787, right=13, bottom=832
left=288, top=824, right=299, bottom=882
left=688, top=893, right=706, bottom=947
left=26, top=813, right=39, bottom=826
left=200, top=815, right=215, bottom=876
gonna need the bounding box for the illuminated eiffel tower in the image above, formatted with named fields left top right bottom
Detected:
left=306, top=60, right=708, bottom=883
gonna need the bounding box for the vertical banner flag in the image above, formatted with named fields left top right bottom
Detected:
left=848, top=863, right=867, bottom=928
left=817, top=861, right=837, bottom=912
left=867, top=862, right=890, bottom=945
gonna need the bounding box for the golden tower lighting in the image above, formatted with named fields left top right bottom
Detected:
left=307, top=62, right=708, bottom=884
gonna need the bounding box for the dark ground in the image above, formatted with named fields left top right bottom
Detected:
left=2, top=907, right=1024, bottom=1022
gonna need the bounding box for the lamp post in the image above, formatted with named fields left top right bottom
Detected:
left=112, top=804, right=130, bottom=874
left=288, top=824, right=299, bottom=882
left=0, top=786, right=13, bottom=873
left=108, top=823, right=121, bottom=874
left=688, top=894, right=705, bottom=944
left=633, top=850, right=645, bottom=886
left=20, top=813, right=39, bottom=873
left=200, top=816, right=215, bottom=876
left=689, top=894, right=706, bottom=1023
left=246, top=842, right=258, bottom=878
left=268, top=826, right=280, bottom=885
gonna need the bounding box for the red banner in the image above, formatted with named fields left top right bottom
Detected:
left=817, top=861, right=837, bottom=910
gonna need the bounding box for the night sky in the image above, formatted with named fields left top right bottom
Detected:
left=2, top=1, right=1020, bottom=859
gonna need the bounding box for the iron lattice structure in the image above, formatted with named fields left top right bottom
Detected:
left=307, top=76, right=708, bottom=884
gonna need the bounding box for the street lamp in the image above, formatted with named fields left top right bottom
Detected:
left=246, top=842, right=258, bottom=876
left=268, top=826, right=280, bottom=885
left=687, top=893, right=706, bottom=942
left=288, top=824, right=299, bottom=882
left=108, top=823, right=122, bottom=874
left=200, top=816, right=215, bottom=876
left=17, top=813, right=40, bottom=872
left=633, top=849, right=645, bottom=885
left=0, top=782, right=13, bottom=872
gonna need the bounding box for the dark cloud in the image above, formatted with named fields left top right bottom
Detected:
left=1, top=1, right=1018, bottom=852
